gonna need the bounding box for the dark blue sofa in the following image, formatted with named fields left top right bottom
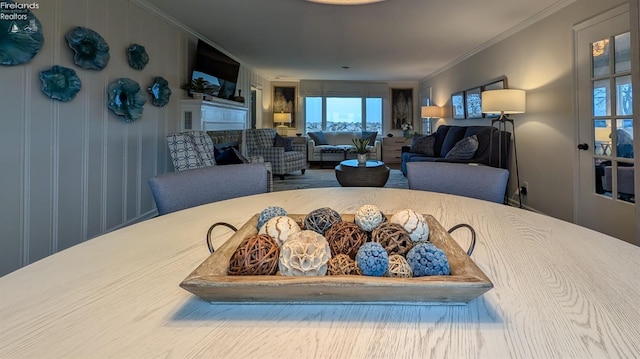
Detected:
left=401, top=125, right=511, bottom=175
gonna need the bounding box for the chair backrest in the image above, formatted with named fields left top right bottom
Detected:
left=245, top=129, right=277, bottom=153
left=407, top=162, right=509, bottom=203
left=166, top=131, right=216, bottom=171
left=148, top=163, right=269, bottom=215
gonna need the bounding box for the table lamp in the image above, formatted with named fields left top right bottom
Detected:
left=274, top=112, right=291, bottom=136
left=421, top=105, right=443, bottom=135
left=481, top=89, right=526, bottom=207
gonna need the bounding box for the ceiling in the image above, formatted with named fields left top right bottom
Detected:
left=142, top=0, right=572, bottom=81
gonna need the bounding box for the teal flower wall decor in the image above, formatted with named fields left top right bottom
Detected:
left=65, top=26, right=110, bottom=70
left=108, top=78, right=146, bottom=122
left=39, top=66, right=81, bottom=102
left=127, top=44, right=149, bottom=70
left=0, top=0, right=44, bottom=66
left=147, top=76, right=171, bottom=107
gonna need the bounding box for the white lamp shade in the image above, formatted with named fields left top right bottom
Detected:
left=274, top=112, right=292, bottom=124
left=421, top=105, right=442, bottom=118
left=482, top=89, right=526, bottom=114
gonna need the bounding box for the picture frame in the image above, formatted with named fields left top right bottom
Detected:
left=391, top=88, right=413, bottom=130
left=451, top=91, right=465, bottom=120
left=273, top=85, right=296, bottom=127
left=465, top=87, right=483, bottom=119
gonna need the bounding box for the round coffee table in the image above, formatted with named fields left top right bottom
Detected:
left=334, top=160, right=390, bottom=187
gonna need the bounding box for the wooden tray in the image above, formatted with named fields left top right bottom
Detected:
left=180, top=214, right=493, bottom=305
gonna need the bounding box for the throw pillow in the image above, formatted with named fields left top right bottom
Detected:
left=308, top=131, right=328, bottom=145
left=361, top=131, right=377, bottom=145
left=410, top=133, right=436, bottom=156
left=273, top=133, right=294, bottom=152
left=445, top=135, right=479, bottom=160
left=214, top=146, right=246, bottom=165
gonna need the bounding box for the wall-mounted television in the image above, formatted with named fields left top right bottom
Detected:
left=190, top=39, right=240, bottom=100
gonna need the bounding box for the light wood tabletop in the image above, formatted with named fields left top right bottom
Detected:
left=1, top=188, right=639, bottom=358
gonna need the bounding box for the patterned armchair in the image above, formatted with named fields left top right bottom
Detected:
left=166, top=131, right=273, bottom=191
left=245, top=128, right=307, bottom=180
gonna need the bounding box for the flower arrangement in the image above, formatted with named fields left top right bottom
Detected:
left=401, top=122, right=413, bottom=131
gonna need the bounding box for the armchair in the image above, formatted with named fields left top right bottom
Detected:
left=245, top=128, right=307, bottom=180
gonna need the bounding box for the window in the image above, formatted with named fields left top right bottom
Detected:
left=305, top=97, right=383, bottom=133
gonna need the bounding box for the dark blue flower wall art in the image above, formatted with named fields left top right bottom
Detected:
left=65, top=26, right=110, bottom=70
left=108, top=78, right=146, bottom=122
left=39, top=65, right=82, bottom=102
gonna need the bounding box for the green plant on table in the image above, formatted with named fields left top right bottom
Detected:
left=352, top=138, right=370, bottom=154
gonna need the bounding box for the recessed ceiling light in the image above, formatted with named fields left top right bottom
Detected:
left=306, top=0, right=386, bottom=5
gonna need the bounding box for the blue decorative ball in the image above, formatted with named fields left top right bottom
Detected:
left=406, top=242, right=451, bottom=276
left=257, top=206, right=288, bottom=230
left=355, top=242, right=389, bottom=277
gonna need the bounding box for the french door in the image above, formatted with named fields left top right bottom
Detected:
left=575, top=5, right=636, bottom=243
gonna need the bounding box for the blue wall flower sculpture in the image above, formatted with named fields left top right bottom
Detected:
left=147, top=76, right=171, bottom=107
left=39, top=66, right=82, bottom=102
left=108, top=78, right=146, bottom=122
left=65, top=26, right=110, bottom=70
left=0, top=0, right=44, bottom=66
left=127, top=44, right=149, bottom=70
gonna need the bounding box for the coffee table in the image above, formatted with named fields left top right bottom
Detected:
left=334, top=159, right=390, bottom=187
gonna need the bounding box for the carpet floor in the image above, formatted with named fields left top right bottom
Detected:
left=272, top=168, right=408, bottom=192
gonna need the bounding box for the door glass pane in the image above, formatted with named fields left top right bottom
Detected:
left=615, top=75, right=632, bottom=116
left=594, top=119, right=612, bottom=156
left=326, top=97, right=362, bottom=131
left=595, top=158, right=610, bottom=196
left=365, top=98, right=382, bottom=132
left=616, top=164, right=635, bottom=203
left=305, top=97, right=322, bottom=132
left=593, top=79, right=610, bottom=116
left=592, top=38, right=610, bottom=77
left=615, top=119, right=634, bottom=159
left=614, top=32, right=631, bottom=73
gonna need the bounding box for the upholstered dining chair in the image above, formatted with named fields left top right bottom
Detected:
left=148, top=163, right=269, bottom=215
left=406, top=162, right=509, bottom=204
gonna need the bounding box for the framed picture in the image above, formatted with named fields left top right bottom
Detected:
left=273, top=85, right=296, bottom=127
left=483, top=76, right=507, bottom=118
left=465, top=87, right=483, bottom=119
left=391, top=88, right=413, bottom=129
left=451, top=91, right=465, bottom=120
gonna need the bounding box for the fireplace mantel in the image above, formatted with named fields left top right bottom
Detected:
left=180, top=98, right=248, bottom=132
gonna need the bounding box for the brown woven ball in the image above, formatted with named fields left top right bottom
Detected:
left=371, top=222, right=414, bottom=256
left=325, top=221, right=368, bottom=259
left=386, top=254, right=413, bottom=278
left=303, top=207, right=342, bottom=235
left=228, top=234, right=280, bottom=275
left=327, top=254, right=362, bottom=275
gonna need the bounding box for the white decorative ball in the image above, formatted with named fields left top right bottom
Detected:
left=389, top=209, right=429, bottom=242
left=258, top=216, right=301, bottom=247
left=354, top=204, right=384, bottom=232
left=279, top=230, right=331, bottom=276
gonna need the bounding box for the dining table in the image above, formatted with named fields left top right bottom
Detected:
left=1, top=187, right=639, bottom=358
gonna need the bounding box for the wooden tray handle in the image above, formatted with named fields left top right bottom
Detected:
left=206, top=222, right=238, bottom=254
left=448, top=224, right=476, bottom=256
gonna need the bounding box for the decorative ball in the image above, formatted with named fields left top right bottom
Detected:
left=303, top=207, right=342, bottom=235
left=327, top=254, right=361, bottom=275
left=279, top=230, right=331, bottom=276
left=355, top=242, right=389, bottom=277
left=354, top=204, right=384, bottom=232
left=257, top=206, right=288, bottom=230
left=228, top=234, right=280, bottom=276
left=325, top=221, right=368, bottom=258
left=385, top=254, right=413, bottom=278
left=258, top=216, right=301, bottom=247
left=390, top=209, right=429, bottom=242
left=406, top=242, right=451, bottom=276
left=371, top=222, right=414, bottom=256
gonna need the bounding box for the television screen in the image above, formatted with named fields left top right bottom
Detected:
left=191, top=40, right=240, bottom=100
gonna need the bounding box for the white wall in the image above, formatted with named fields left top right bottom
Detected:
left=419, top=0, right=627, bottom=221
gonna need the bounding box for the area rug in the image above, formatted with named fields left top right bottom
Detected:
left=272, top=168, right=408, bottom=191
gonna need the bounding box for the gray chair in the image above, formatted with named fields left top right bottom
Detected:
left=406, top=162, right=509, bottom=203
left=148, top=163, right=269, bottom=215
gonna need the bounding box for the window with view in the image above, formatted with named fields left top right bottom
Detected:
left=305, top=97, right=382, bottom=133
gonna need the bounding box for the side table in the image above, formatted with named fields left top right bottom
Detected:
left=334, top=160, right=390, bottom=187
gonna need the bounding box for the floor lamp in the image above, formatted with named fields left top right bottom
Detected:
left=274, top=112, right=291, bottom=136
left=481, top=89, right=526, bottom=207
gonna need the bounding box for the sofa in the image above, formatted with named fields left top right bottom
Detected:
left=401, top=125, right=511, bottom=175
left=307, top=131, right=381, bottom=163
